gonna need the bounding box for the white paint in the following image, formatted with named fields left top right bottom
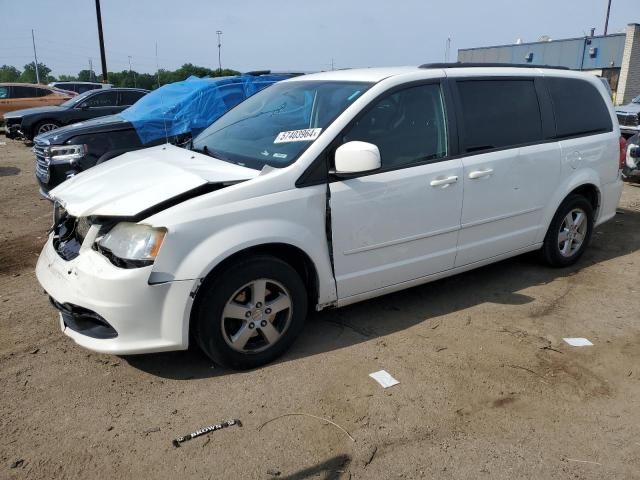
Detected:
left=36, top=66, right=624, bottom=357
left=49, top=144, right=258, bottom=217
left=334, top=141, right=381, bottom=174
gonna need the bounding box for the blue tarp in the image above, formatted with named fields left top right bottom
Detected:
left=120, top=74, right=289, bottom=145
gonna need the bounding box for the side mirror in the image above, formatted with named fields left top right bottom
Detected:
left=79, top=102, right=89, bottom=110
left=333, top=141, right=381, bottom=177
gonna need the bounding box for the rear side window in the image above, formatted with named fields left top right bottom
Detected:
left=84, top=91, right=118, bottom=107
left=456, top=79, right=543, bottom=153
left=119, top=91, right=146, bottom=106
left=77, top=84, right=101, bottom=94
left=546, top=77, right=612, bottom=138
left=10, top=86, right=41, bottom=98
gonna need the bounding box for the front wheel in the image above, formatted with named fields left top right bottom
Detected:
left=33, top=120, right=60, bottom=138
left=194, top=256, right=308, bottom=369
left=541, top=194, right=594, bottom=267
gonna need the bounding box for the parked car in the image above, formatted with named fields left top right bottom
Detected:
left=32, top=73, right=292, bottom=197
left=49, top=81, right=113, bottom=94
left=3, top=88, right=148, bottom=140
left=0, top=83, right=75, bottom=118
left=36, top=65, right=623, bottom=369
left=616, top=95, right=640, bottom=137
left=623, top=132, right=640, bottom=180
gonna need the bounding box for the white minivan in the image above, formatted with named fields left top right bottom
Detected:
left=36, top=65, right=625, bottom=369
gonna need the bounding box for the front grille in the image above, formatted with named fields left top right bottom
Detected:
left=617, top=112, right=640, bottom=127
left=33, top=141, right=50, bottom=182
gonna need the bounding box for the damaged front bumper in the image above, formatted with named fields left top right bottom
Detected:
left=36, top=235, right=197, bottom=355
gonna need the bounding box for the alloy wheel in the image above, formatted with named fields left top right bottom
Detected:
left=220, top=278, right=293, bottom=353
left=37, top=123, right=58, bottom=134
left=557, top=208, right=587, bottom=257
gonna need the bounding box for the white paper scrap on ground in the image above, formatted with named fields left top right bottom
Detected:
left=563, top=337, right=593, bottom=347
left=369, top=370, right=399, bottom=388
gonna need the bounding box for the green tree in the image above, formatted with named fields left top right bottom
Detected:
left=77, top=69, right=98, bottom=82
left=19, top=62, right=53, bottom=84
left=57, top=74, right=78, bottom=81
left=0, top=65, right=21, bottom=82
left=136, top=73, right=159, bottom=90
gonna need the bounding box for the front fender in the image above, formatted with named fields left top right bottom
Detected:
left=148, top=185, right=337, bottom=306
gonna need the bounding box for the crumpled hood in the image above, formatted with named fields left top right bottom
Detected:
left=50, top=144, right=259, bottom=217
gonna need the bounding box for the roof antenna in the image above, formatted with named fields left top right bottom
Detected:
left=155, top=41, right=169, bottom=145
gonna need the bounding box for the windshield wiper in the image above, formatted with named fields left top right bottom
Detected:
left=193, top=145, right=229, bottom=162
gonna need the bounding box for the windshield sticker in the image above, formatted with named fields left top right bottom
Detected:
left=273, top=153, right=288, bottom=159
left=274, top=128, right=322, bottom=144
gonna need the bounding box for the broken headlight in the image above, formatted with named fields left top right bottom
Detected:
left=96, top=223, right=166, bottom=268
left=47, top=144, right=86, bottom=162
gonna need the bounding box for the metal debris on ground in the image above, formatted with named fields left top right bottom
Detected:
left=563, top=337, right=593, bottom=347
left=172, top=419, right=241, bottom=447
left=258, top=413, right=355, bottom=442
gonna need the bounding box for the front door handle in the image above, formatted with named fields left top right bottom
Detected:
left=469, top=168, right=494, bottom=179
left=430, top=175, right=458, bottom=187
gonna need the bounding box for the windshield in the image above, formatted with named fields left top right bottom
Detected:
left=192, top=80, right=371, bottom=169
left=59, top=89, right=95, bottom=108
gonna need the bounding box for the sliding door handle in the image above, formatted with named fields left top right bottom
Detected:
left=469, top=168, right=494, bottom=179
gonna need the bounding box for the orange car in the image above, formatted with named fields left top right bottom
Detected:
left=0, top=83, right=76, bottom=117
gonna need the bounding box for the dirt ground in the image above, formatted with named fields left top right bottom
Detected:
left=1, top=137, right=639, bottom=480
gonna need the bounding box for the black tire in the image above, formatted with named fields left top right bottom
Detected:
left=542, top=194, right=594, bottom=267
left=32, top=120, right=60, bottom=139
left=194, top=255, right=308, bottom=369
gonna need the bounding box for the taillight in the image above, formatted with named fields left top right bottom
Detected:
left=619, top=136, right=627, bottom=169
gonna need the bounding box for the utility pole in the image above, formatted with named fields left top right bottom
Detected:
left=216, top=30, right=223, bottom=74
left=128, top=55, right=136, bottom=87
left=94, top=0, right=108, bottom=82
left=331, top=58, right=335, bottom=71
left=604, top=0, right=612, bottom=35
left=88, top=58, right=94, bottom=82
left=445, top=37, right=451, bottom=62
left=31, top=29, right=40, bottom=84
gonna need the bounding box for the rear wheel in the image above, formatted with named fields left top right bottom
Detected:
left=195, top=256, right=307, bottom=369
left=542, top=194, right=594, bottom=267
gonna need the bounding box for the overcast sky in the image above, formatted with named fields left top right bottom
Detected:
left=0, top=0, right=638, bottom=76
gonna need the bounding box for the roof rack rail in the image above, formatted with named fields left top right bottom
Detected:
left=419, top=62, right=570, bottom=70
left=242, top=70, right=307, bottom=77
